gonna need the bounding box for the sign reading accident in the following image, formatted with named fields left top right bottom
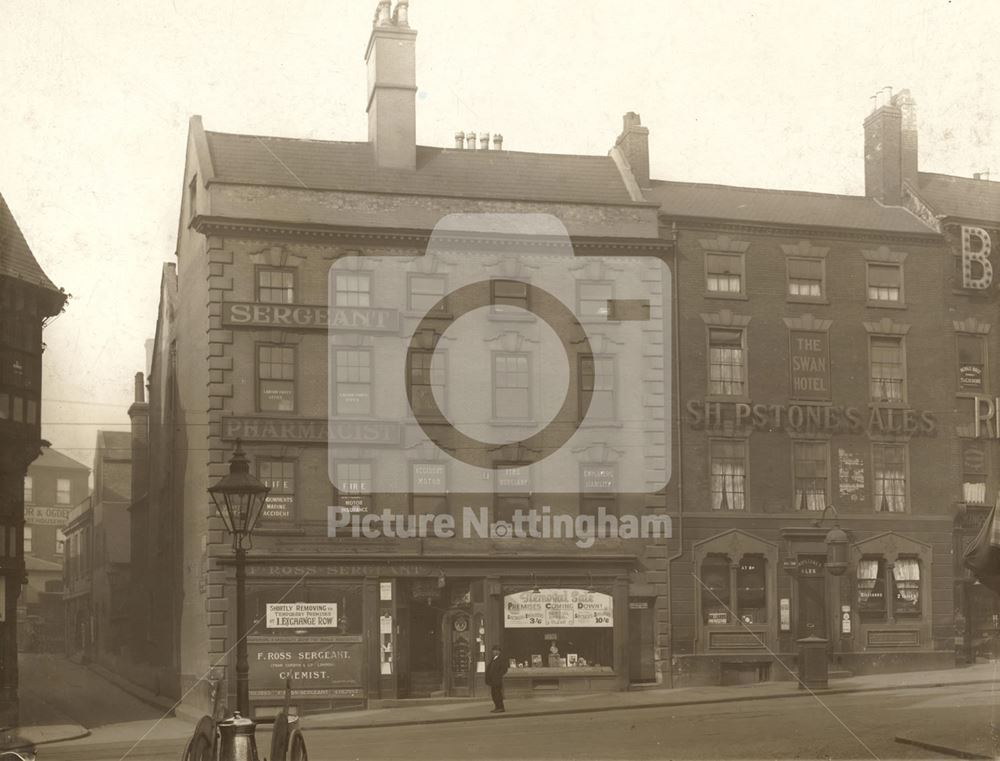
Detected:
left=266, top=602, right=337, bottom=629
left=504, top=589, right=613, bottom=628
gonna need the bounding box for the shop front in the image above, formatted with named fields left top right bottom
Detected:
left=230, top=557, right=635, bottom=715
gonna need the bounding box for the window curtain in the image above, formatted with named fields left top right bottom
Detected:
left=711, top=461, right=745, bottom=511
left=857, top=559, right=879, bottom=603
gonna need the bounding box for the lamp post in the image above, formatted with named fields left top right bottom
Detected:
left=208, top=439, right=270, bottom=718
left=813, top=504, right=848, bottom=577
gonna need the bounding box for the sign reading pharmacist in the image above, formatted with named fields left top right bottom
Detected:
left=504, top=589, right=613, bottom=628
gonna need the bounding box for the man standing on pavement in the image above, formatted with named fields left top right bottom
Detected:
left=485, top=645, right=508, bottom=713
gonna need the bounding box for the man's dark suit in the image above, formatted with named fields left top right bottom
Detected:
left=484, top=652, right=509, bottom=711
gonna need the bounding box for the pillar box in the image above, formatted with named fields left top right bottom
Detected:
left=796, top=636, right=829, bottom=690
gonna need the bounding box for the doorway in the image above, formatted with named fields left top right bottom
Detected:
left=407, top=599, right=443, bottom=697
left=628, top=599, right=656, bottom=683
left=796, top=557, right=828, bottom=639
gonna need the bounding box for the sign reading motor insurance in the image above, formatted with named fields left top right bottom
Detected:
left=266, top=602, right=337, bottom=629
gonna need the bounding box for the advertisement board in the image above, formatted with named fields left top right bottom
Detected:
left=504, top=589, right=613, bottom=628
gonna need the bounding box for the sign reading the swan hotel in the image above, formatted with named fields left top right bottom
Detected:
left=222, top=302, right=399, bottom=332
left=788, top=330, right=830, bottom=400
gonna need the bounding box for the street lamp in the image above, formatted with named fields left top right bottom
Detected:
left=208, top=438, right=270, bottom=718
left=813, top=504, right=849, bottom=577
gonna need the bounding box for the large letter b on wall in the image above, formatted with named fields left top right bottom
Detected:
left=963, top=226, right=993, bottom=290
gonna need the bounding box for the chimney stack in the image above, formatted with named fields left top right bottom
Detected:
left=366, top=1, right=417, bottom=169
left=614, top=112, right=650, bottom=187
left=493, top=133, right=503, bottom=150
left=454, top=131, right=465, bottom=149
left=466, top=131, right=477, bottom=150
left=863, top=88, right=918, bottom=204
left=127, top=371, right=149, bottom=505
left=479, top=132, right=490, bottom=150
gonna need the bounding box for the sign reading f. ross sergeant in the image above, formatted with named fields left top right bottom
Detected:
left=326, top=213, right=672, bottom=495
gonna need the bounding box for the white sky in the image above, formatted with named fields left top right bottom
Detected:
left=1, top=0, right=998, bottom=468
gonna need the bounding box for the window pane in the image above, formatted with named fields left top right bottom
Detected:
left=873, top=444, right=906, bottom=512
left=793, top=442, right=828, bottom=511
left=258, top=345, right=296, bottom=412
left=335, top=273, right=371, bottom=307
left=710, top=440, right=746, bottom=510
left=893, top=558, right=921, bottom=617
left=578, top=282, right=613, bottom=318
left=258, top=268, right=295, bottom=304
left=709, top=329, right=745, bottom=396
left=494, top=353, right=530, bottom=418
left=409, top=276, right=446, bottom=312
left=858, top=557, right=887, bottom=621
left=870, top=337, right=905, bottom=402
left=580, top=356, right=615, bottom=419
left=737, top=556, right=766, bottom=624
left=56, top=478, right=71, bottom=505
left=701, top=555, right=731, bottom=624
left=23, top=476, right=32, bottom=503
left=335, top=349, right=371, bottom=415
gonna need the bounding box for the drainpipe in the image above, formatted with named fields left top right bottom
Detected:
left=665, top=220, right=684, bottom=690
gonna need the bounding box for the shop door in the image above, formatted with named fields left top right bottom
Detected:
left=406, top=600, right=443, bottom=697
left=796, top=558, right=828, bottom=639
left=628, top=599, right=656, bottom=683
left=443, top=610, right=472, bottom=697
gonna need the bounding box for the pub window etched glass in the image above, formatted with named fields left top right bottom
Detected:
left=858, top=557, right=887, bottom=622
left=892, top=558, right=921, bottom=618
left=737, top=556, right=766, bottom=624
left=701, top=554, right=731, bottom=624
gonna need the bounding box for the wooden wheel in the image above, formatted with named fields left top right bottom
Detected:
left=182, top=716, right=218, bottom=761
left=289, top=728, right=308, bottom=761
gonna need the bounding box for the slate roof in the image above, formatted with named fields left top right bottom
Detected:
left=97, top=430, right=132, bottom=458
left=0, top=192, right=60, bottom=291
left=31, top=446, right=89, bottom=472
left=916, top=172, right=1000, bottom=224
left=204, top=132, right=635, bottom=205
left=646, top=180, right=936, bottom=235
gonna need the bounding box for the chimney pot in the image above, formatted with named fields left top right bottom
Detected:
left=466, top=132, right=477, bottom=150
left=493, top=133, right=504, bottom=150
left=480, top=132, right=490, bottom=150
left=455, top=131, right=465, bottom=149
left=393, top=0, right=409, bottom=26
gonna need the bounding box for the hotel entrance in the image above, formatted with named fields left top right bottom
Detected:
left=796, top=556, right=828, bottom=639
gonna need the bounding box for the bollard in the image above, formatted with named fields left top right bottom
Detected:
left=218, top=711, right=259, bottom=761
left=796, top=635, right=829, bottom=690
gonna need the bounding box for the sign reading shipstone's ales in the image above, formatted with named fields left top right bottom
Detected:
left=223, top=302, right=399, bottom=332
left=504, top=589, right=613, bottom=628
left=788, top=331, right=830, bottom=400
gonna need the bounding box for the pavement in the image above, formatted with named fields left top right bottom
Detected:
left=301, top=660, right=1000, bottom=731
left=10, top=655, right=1000, bottom=756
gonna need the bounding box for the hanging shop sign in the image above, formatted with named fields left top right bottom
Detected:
left=249, top=636, right=364, bottom=700
left=504, top=589, right=613, bottom=628
left=266, top=602, right=337, bottom=629
left=223, top=302, right=399, bottom=332
left=685, top=401, right=935, bottom=436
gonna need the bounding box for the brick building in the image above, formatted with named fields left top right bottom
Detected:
left=861, top=89, right=1000, bottom=663
left=63, top=430, right=132, bottom=666
left=21, top=446, right=89, bottom=652
left=131, top=2, right=673, bottom=717
left=0, top=191, right=66, bottom=725
left=593, top=90, right=997, bottom=686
